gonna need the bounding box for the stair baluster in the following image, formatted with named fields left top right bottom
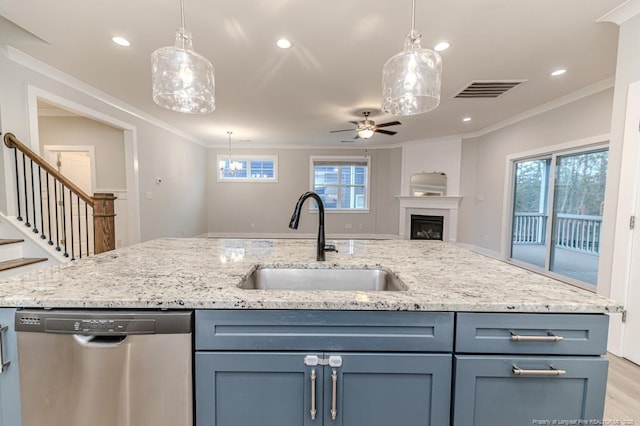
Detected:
left=46, top=172, right=53, bottom=246
left=22, top=153, right=30, bottom=228
left=61, top=188, right=68, bottom=257
left=12, top=149, right=22, bottom=222
left=38, top=166, right=46, bottom=240
left=30, top=159, right=39, bottom=234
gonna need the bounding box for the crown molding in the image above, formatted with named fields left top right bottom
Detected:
left=597, top=0, right=640, bottom=25
left=1, top=46, right=208, bottom=147
left=462, top=77, right=615, bottom=140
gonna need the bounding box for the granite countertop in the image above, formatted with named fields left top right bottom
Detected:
left=0, top=238, right=623, bottom=313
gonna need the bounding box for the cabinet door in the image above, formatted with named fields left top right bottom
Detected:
left=196, top=352, right=322, bottom=426
left=327, top=353, right=451, bottom=426
left=453, top=355, right=608, bottom=426
left=0, top=309, right=21, bottom=426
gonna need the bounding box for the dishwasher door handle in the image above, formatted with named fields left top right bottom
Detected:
left=73, top=334, right=128, bottom=347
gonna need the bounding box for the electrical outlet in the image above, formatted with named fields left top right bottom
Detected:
left=345, top=224, right=353, bottom=229
left=146, top=191, right=153, bottom=199
left=359, top=224, right=364, bottom=230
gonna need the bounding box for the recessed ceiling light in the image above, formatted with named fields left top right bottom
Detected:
left=111, top=36, right=130, bottom=47
left=276, top=39, right=292, bottom=49
left=434, top=42, right=450, bottom=52
left=551, top=69, right=567, bottom=77
left=462, top=117, right=472, bottom=122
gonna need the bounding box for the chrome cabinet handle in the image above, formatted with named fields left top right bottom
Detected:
left=512, top=365, right=566, bottom=376
left=510, top=331, right=564, bottom=342
left=0, top=325, right=10, bottom=374
left=331, top=369, right=338, bottom=420
left=310, top=369, right=317, bottom=420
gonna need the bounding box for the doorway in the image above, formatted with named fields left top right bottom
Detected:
left=43, top=146, right=96, bottom=255
left=509, top=147, right=608, bottom=288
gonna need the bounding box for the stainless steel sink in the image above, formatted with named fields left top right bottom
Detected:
left=238, top=266, right=408, bottom=291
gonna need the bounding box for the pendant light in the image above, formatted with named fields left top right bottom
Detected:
left=219, top=131, right=243, bottom=176
left=151, top=0, right=215, bottom=114
left=381, top=0, right=442, bottom=116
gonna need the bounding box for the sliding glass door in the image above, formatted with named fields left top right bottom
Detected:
left=510, top=147, right=608, bottom=288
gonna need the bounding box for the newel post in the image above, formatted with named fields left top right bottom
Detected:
left=93, top=193, right=117, bottom=254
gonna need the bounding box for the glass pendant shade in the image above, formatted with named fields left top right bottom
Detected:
left=151, top=28, right=215, bottom=114
left=382, top=30, right=442, bottom=116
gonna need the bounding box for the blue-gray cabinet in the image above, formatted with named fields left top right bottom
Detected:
left=196, top=351, right=451, bottom=426
left=452, top=313, right=610, bottom=426
left=0, top=308, right=21, bottom=426
left=195, top=310, right=454, bottom=426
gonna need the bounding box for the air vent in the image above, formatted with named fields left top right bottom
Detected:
left=453, top=80, right=527, bottom=99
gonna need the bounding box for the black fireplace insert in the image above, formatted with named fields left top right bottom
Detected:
left=410, top=215, right=444, bottom=241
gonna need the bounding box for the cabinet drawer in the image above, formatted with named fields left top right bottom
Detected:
left=196, top=310, right=454, bottom=351
left=455, top=313, right=608, bottom=355
left=453, top=355, right=608, bottom=426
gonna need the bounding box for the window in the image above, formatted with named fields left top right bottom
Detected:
left=509, top=146, right=608, bottom=288
left=217, top=155, right=278, bottom=182
left=310, top=156, right=370, bottom=211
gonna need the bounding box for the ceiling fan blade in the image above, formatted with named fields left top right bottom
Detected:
left=375, top=129, right=397, bottom=136
left=330, top=129, right=355, bottom=133
left=341, top=140, right=357, bottom=143
left=376, top=121, right=402, bottom=128
left=348, top=121, right=359, bottom=125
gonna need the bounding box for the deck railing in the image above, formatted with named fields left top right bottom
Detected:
left=513, top=212, right=602, bottom=255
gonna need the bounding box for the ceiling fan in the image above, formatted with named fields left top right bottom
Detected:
left=330, top=111, right=401, bottom=142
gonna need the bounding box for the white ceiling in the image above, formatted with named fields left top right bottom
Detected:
left=0, top=0, right=623, bottom=147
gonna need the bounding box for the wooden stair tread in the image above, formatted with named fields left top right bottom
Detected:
left=0, top=257, right=48, bottom=272
left=0, top=238, right=24, bottom=246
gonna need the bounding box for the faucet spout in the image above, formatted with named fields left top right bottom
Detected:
left=289, top=191, right=327, bottom=261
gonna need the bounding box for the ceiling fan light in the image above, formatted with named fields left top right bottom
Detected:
left=357, top=128, right=375, bottom=139
left=381, top=0, right=442, bottom=116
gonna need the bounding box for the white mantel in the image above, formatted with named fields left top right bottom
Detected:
left=397, top=196, right=463, bottom=241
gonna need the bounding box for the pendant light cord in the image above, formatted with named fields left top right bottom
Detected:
left=411, top=0, right=416, bottom=34
left=180, top=0, right=186, bottom=29
left=410, top=0, right=418, bottom=42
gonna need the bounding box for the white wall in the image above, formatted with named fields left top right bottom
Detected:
left=401, top=136, right=462, bottom=196
left=0, top=47, right=208, bottom=242
left=38, top=116, right=126, bottom=191
left=599, top=13, right=640, bottom=355
left=458, top=88, right=614, bottom=254
left=207, top=147, right=401, bottom=237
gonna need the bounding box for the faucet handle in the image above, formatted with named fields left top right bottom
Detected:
left=324, top=244, right=338, bottom=253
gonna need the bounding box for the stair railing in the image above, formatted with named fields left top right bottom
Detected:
left=3, top=132, right=116, bottom=259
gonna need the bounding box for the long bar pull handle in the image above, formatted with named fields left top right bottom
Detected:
left=510, top=331, right=564, bottom=342
left=310, top=369, right=317, bottom=420
left=331, top=369, right=338, bottom=420
left=512, top=365, right=566, bottom=377
left=0, top=325, right=10, bottom=374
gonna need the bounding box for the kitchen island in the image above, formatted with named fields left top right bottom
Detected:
left=0, top=238, right=622, bottom=312
left=0, top=238, right=624, bottom=426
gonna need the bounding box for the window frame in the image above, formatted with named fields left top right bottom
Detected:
left=309, top=155, right=371, bottom=213
left=216, top=154, right=278, bottom=183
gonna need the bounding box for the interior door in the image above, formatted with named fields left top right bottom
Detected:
left=44, top=149, right=94, bottom=256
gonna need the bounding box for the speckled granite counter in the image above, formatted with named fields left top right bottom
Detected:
left=0, top=238, right=623, bottom=312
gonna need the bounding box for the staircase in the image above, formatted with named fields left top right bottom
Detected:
left=1, top=132, right=117, bottom=279
left=0, top=239, right=47, bottom=274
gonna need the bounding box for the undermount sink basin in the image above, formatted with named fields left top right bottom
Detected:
left=238, top=266, right=408, bottom=291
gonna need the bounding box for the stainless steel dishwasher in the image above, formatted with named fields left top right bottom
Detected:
left=15, top=310, right=193, bottom=426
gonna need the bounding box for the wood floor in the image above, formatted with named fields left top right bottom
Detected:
left=605, top=353, right=640, bottom=423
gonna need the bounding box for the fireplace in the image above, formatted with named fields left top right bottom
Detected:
left=410, top=215, right=444, bottom=241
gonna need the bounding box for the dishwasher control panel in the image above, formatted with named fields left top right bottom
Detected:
left=15, top=310, right=193, bottom=335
